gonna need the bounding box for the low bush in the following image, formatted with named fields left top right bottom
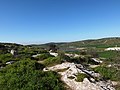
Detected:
left=0, top=59, right=65, bottom=90
left=43, top=57, right=63, bottom=66
left=93, top=66, right=120, bottom=81
left=98, top=51, right=118, bottom=59
left=71, top=56, right=91, bottom=64
left=58, top=52, right=70, bottom=62
left=35, top=53, right=54, bottom=61
left=76, top=73, right=87, bottom=82
left=0, top=53, right=14, bottom=64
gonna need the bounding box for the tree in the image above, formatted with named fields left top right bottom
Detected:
left=48, top=44, right=58, bottom=52
left=87, top=48, right=99, bottom=58
left=58, top=51, right=70, bottom=62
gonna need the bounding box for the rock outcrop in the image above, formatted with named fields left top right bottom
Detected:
left=43, top=62, right=115, bottom=90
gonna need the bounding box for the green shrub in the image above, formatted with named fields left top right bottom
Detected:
left=37, top=49, right=48, bottom=54
left=76, top=73, right=87, bottom=82
left=0, top=59, right=65, bottom=90
left=36, top=53, right=54, bottom=61
left=94, top=66, right=120, bottom=81
left=98, top=51, right=118, bottom=59
left=58, top=52, right=70, bottom=62
left=0, top=53, right=13, bottom=64
left=71, top=56, right=91, bottom=64
left=43, top=57, right=63, bottom=66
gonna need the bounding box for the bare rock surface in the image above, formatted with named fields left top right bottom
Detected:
left=43, top=62, right=115, bottom=90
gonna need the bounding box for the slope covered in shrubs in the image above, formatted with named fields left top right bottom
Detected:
left=0, top=59, right=65, bottom=90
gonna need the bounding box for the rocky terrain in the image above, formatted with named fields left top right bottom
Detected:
left=44, top=62, right=115, bottom=90
left=0, top=38, right=120, bottom=90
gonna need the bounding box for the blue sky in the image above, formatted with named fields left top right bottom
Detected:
left=0, top=0, right=120, bottom=44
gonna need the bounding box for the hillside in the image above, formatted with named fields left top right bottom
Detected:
left=65, top=37, right=120, bottom=48
left=0, top=37, right=120, bottom=90
left=1, top=37, right=120, bottom=51
left=35, top=37, right=120, bottom=51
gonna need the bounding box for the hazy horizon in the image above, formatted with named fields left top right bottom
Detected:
left=0, top=36, right=120, bottom=45
left=0, top=0, right=120, bottom=44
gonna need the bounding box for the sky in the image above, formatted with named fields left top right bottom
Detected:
left=0, top=0, right=120, bottom=44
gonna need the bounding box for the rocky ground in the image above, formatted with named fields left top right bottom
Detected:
left=43, top=62, right=115, bottom=90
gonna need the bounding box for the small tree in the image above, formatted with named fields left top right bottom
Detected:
left=48, top=44, right=58, bottom=52
left=87, top=48, right=99, bottom=58
left=58, top=51, right=70, bottom=62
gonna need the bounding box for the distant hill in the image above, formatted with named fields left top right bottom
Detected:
left=61, top=37, right=120, bottom=48
left=1, top=37, right=120, bottom=50
left=35, top=37, right=120, bottom=50
left=0, top=42, right=22, bottom=47
left=0, top=42, right=23, bottom=50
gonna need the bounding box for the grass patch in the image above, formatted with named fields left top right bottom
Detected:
left=35, top=53, right=54, bottom=61
left=43, top=57, right=63, bottom=67
left=93, top=66, right=120, bottom=81
left=76, top=73, right=87, bottom=82
left=98, top=51, right=118, bottom=59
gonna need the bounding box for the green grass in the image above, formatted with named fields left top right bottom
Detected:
left=76, top=73, right=88, bottom=82
left=98, top=51, right=118, bottom=59
left=43, top=57, right=63, bottom=66
left=93, top=66, right=120, bottom=81
left=94, top=66, right=120, bottom=90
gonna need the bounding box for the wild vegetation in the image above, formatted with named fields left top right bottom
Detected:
left=0, top=59, right=64, bottom=90
left=0, top=44, right=65, bottom=90
left=0, top=37, right=120, bottom=90
left=93, top=66, right=120, bottom=81
left=76, top=73, right=88, bottom=82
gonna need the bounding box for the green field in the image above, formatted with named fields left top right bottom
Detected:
left=98, top=51, right=118, bottom=59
